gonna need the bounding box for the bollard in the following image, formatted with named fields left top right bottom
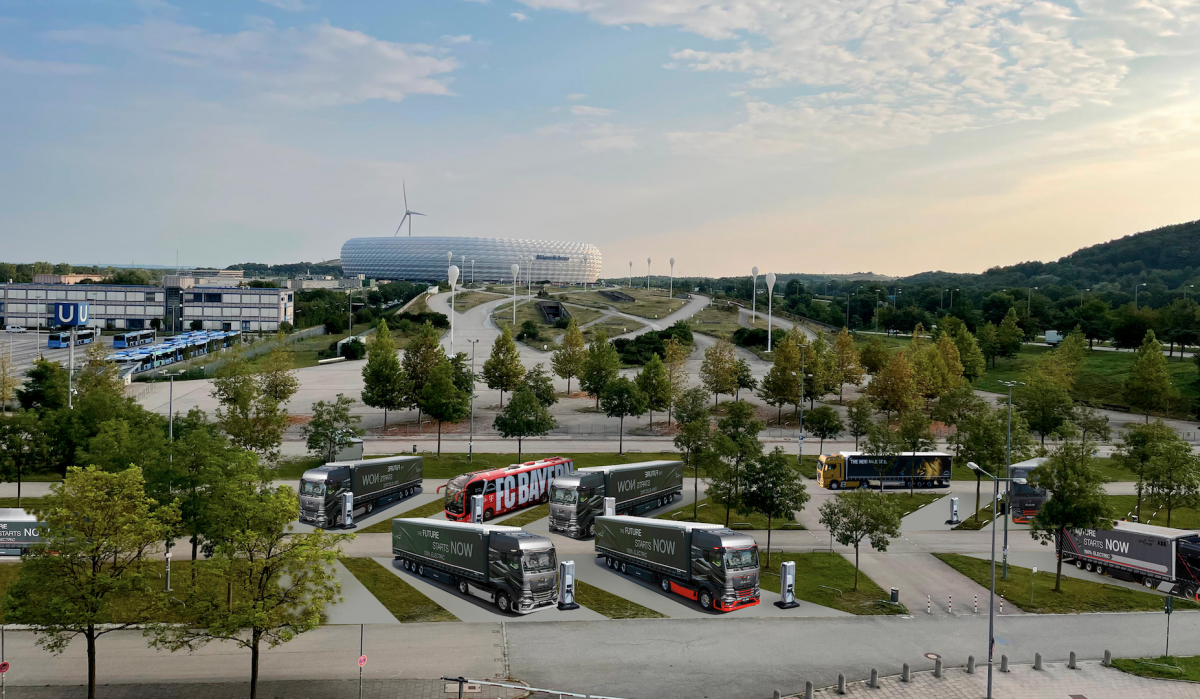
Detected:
left=1001, top=655, right=1009, bottom=672
left=805, top=680, right=814, bottom=699
left=948, top=594, right=952, bottom=614
left=934, top=658, right=943, bottom=678
left=974, top=594, right=978, bottom=613
left=838, top=673, right=846, bottom=695
left=869, top=668, right=878, bottom=688
left=1104, top=650, right=1112, bottom=667
left=927, top=595, right=931, bottom=614
left=902, top=663, right=910, bottom=682
left=1000, top=595, right=1004, bottom=615
left=1069, top=651, right=1077, bottom=669
left=774, top=692, right=782, bottom=699
left=967, top=655, right=975, bottom=674
left=1034, top=653, right=1043, bottom=670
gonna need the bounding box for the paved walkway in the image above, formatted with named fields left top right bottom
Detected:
left=11, top=680, right=530, bottom=699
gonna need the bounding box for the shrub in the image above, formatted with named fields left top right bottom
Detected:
left=517, top=320, right=541, bottom=341
left=554, top=318, right=571, bottom=330
left=393, top=312, right=448, bottom=329
left=341, top=338, right=367, bottom=360
left=732, top=327, right=769, bottom=349
left=278, top=321, right=294, bottom=334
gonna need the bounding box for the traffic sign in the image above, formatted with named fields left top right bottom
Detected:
left=0, top=661, right=10, bottom=673
left=358, top=655, right=367, bottom=667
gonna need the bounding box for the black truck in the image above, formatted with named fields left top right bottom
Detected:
left=1061, top=521, right=1200, bottom=598
left=549, top=460, right=683, bottom=538
left=298, top=455, right=422, bottom=528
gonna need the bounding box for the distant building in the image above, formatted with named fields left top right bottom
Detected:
left=32, top=273, right=102, bottom=285
left=341, top=236, right=602, bottom=284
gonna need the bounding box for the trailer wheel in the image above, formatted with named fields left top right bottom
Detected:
left=365, top=502, right=374, bottom=515
left=1144, top=577, right=1156, bottom=589
left=1085, top=562, right=1094, bottom=573
left=661, top=576, right=671, bottom=593
left=620, top=561, right=628, bottom=574
left=496, top=593, right=512, bottom=613
left=458, top=579, right=470, bottom=595
left=1182, top=585, right=1197, bottom=601
left=417, top=563, right=425, bottom=576
left=1075, top=560, right=1083, bottom=570
left=698, top=588, right=713, bottom=610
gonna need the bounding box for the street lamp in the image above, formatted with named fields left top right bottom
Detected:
left=1186, top=285, right=1195, bottom=302
left=448, top=265, right=459, bottom=348
left=468, top=338, right=480, bottom=461
left=966, top=460, right=1027, bottom=699
left=1135, top=282, right=1147, bottom=310
left=511, top=264, right=520, bottom=324
left=529, top=255, right=535, bottom=299
left=1080, top=288, right=1090, bottom=308
left=470, top=260, right=475, bottom=285
left=646, top=258, right=651, bottom=291
left=1027, top=287, right=1038, bottom=316
left=628, top=261, right=633, bottom=289
left=998, top=380, right=1025, bottom=580
left=751, top=267, right=759, bottom=323
left=669, top=258, right=675, bottom=299
left=766, top=273, right=777, bottom=352
left=948, top=288, right=959, bottom=312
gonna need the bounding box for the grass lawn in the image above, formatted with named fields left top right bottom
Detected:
left=1094, top=457, right=1135, bottom=482
left=953, top=501, right=997, bottom=530
left=239, top=323, right=376, bottom=371
left=852, top=334, right=913, bottom=351
left=274, top=456, right=324, bottom=480
left=797, top=455, right=820, bottom=479
left=1108, top=494, right=1200, bottom=529
left=581, top=317, right=646, bottom=342
left=889, top=492, right=942, bottom=516
left=557, top=288, right=687, bottom=320
left=757, top=552, right=903, bottom=615
left=574, top=580, right=667, bottom=619
left=450, top=291, right=503, bottom=313
left=339, top=557, right=457, bottom=623
left=657, top=498, right=803, bottom=530
left=0, top=497, right=44, bottom=510
left=405, top=293, right=433, bottom=316
left=934, top=553, right=1200, bottom=613
left=687, top=306, right=742, bottom=340
left=357, top=498, right=448, bottom=534
left=498, top=504, right=550, bottom=528
left=1112, top=655, right=1200, bottom=681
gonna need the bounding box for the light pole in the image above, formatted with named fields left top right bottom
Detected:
left=468, top=338, right=479, bottom=461
left=999, top=380, right=1024, bottom=580
left=628, top=261, right=632, bottom=289
left=949, top=288, right=959, bottom=312
left=471, top=260, right=475, bottom=285
left=1185, top=285, right=1195, bottom=301
left=669, top=258, right=675, bottom=299
left=966, top=461, right=1027, bottom=699
left=766, top=273, right=777, bottom=352
left=1081, top=288, right=1090, bottom=308
left=751, top=267, right=759, bottom=323
left=1135, top=282, right=1147, bottom=310
left=511, top=264, right=520, bottom=324
left=646, top=258, right=651, bottom=291
left=1027, top=287, right=1038, bottom=316
left=529, top=256, right=535, bottom=299
left=448, top=265, right=459, bottom=348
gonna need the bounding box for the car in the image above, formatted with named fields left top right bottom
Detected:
left=4, top=325, right=26, bottom=333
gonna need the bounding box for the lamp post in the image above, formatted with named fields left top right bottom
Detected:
left=967, top=461, right=1027, bottom=699
left=468, top=338, right=479, bottom=461
left=1185, top=285, right=1195, bottom=301
left=751, top=267, right=759, bottom=323
left=511, top=264, right=519, bottom=324
left=471, top=260, right=475, bottom=285
left=529, top=256, right=535, bottom=299
left=1135, top=282, right=1147, bottom=310
left=669, top=258, right=675, bottom=299
left=646, top=258, right=651, bottom=291
left=628, top=261, right=632, bottom=289
left=448, top=265, right=459, bottom=348
left=1081, top=288, right=1090, bottom=308
left=949, top=288, right=959, bottom=312
left=1027, top=287, right=1038, bottom=316
left=765, top=273, right=777, bottom=352
left=999, top=380, right=1024, bottom=580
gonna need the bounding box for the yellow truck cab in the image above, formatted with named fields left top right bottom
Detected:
left=817, top=451, right=952, bottom=490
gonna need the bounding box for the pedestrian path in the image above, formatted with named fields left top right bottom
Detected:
left=323, top=559, right=401, bottom=624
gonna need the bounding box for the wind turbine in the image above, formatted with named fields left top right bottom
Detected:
left=394, top=181, right=425, bottom=236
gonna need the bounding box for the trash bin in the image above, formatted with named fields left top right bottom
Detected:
left=890, top=587, right=899, bottom=604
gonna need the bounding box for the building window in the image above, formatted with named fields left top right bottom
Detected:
left=203, top=293, right=223, bottom=303
left=144, top=292, right=156, bottom=302
left=241, top=320, right=251, bottom=331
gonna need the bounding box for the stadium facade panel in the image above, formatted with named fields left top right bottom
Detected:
left=341, top=236, right=602, bottom=284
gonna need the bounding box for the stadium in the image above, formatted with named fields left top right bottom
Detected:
left=340, top=236, right=602, bottom=284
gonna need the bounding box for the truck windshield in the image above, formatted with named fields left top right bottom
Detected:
left=723, top=548, right=759, bottom=570
left=299, top=481, right=325, bottom=497
left=550, top=486, right=577, bottom=505
left=1012, top=482, right=1045, bottom=497
left=522, top=549, right=557, bottom=573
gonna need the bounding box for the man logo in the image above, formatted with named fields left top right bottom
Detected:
left=54, top=302, right=90, bottom=327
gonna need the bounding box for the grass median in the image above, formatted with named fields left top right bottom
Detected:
left=1107, top=494, right=1200, bottom=529
left=498, top=504, right=550, bottom=528
left=1112, top=655, right=1200, bottom=681
left=574, top=580, right=666, bottom=619
left=934, top=553, right=1200, bottom=614
left=757, top=552, right=903, bottom=615
left=339, top=557, right=458, bottom=623
left=657, top=498, right=803, bottom=530
left=357, top=499, right=446, bottom=534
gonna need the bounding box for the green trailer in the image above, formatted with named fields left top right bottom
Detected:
left=299, top=455, right=422, bottom=528
left=548, top=460, right=683, bottom=538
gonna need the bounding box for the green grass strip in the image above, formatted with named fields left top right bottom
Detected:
left=498, top=504, right=550, bottom=528
left=357, top=499, right=447, bottom=534
left=1112, top=655, right=1200, bottom=681
left=657, top=498, right=804, bottom=530
left=574, top=580, right=666, bottom=619
left=339, top=557, right=458, bottom=623
left=757, top=552, right=903, bottom=615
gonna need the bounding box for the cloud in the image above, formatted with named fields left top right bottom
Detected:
left=48, top=19, right=458, bottom=107
left=255, top=0, right=317, bottom=10
left=442, top=34, right=473, bottom=44
left=0, top=51, right=94, bottom=75
left=510, top=12, right=530, bottom=21
left=566, top=92, right=587, bottom=101
left=570, top=105, right=614, bottom=116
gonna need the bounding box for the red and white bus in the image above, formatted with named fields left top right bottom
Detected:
left=441, top=457, right=574, bottom=522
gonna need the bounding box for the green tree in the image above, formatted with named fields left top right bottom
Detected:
left=0, top=410, right=48, bottom=506
left=953, top=324, right=987, bottom=381
left=481, top=326, right=525, bottom=408
left=700, top=337, right=738, bottom=407
left=403, top=321, right=447, bottom=420
left=997, top=307, right=1023, bottom=360
left=1125, top=330, right=1175, bottom=421
left=361, top=320, right=407, bottom=426
left=740, top=447, right=810, bottom=567
left=833, top=328, right=865, bottom=402
left=1144, top=434, right=1200, bottom=527
left=421, top=360, right=470, bottom=456
left=257, top=344, right=299, bottom=404
left=524, top=363, right=558, bottom=408
left=635, top=354, right=672, bottom=429
left=673, top=386, right=712, bottom=519
left=663, top=336, right=690, bottom=425
left=804, top=405, right=843, bottom=453
left=17, top=357, right=69, bottom=411
left=734, top=358, right=758, bottom=400
left=954, top=406, right=1033, bottom=523
left=210, top=361, right=289, bottom=463
left=551, top=319, right=588, bottom=394
left=859, top=336, right=889, bottom=375
left=758, top=333, right=801, bottom=424
left=932, top=384, right=987, bottom=451
left=580, top=330, right=621, bottom=410
left=5, top=466, right=178, bottom=699
left=846, top=397, right=874, bottom=449
left=600, top=377, right=647, bottom=455
left=150, top=407, right=228, bottom=561
left=1030, top=436, right=1111, bottom=592
left=711, top=400, right=765, bottom=525
left=1072, top=402, right=1111, bottom=446
left=0, top=352, right=17, bottom=413
left=493, top=388, right=557, bottom=463
left=148, top=480, right=350, bottom=699
left=818, top=490, right=902, bottom=591
left=1015, top=356, right=1075, bottom=444
left=976, top=322, right=1000, bottom=368
left=865, top=350, right=919, bottom=419
left=302, top=393, right=363, bottom=462
left=1112, top=420, right=1177, bottom=521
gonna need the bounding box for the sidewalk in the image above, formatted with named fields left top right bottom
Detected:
left=11, top=680, right=531, bottom=699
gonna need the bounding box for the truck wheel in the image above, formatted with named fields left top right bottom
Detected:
left=1144, top=577, right=1156, bottom=589
left=1075, top=560, right=1083, bottom=569
left=366, top=502, right=374, bottom=515
left=620, top=561, right=628, bottom=574
left=1095, top=566, right=1104, bottom=576
left=661, top=577, right=671, bottom=593
left=830, top=481, right=841, bottom=490
left=417, top=564, right=425, bottom=576
left=698, top=589, right=713, bottom=610
left=588, top=523, right=595, bottom=538
left=496, top=593, right=512, bottom=613
left=1085, top=562, right=1094, bottom=572
left=458, top=579, right=470, bottom=595
left=1182, top=585, right=1197, bottom=601
left=484, top=509, right=494, bottom=522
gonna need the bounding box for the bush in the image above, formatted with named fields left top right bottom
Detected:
left=612, top=325, right=697, bottom=366
left=189, top=320, right=203, bottom=331
left=517, top=320, right=541, bottom=341
left=396, top=318, right=413, bottom=333
left=393, top=311, right=448, bottom=329
left=324, top=317, right=346, bottom=334
left=554, top=318, right=571, bottom=330
left=279, top=321, right=294, bottom=334
left=732, top=327, right=769, bottom=349
left=341, top=338, right=367, bottom=360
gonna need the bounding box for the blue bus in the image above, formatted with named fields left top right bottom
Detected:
left=113, top=329, right=156, bottom=348
left=47, top=328, right=96, bottom=348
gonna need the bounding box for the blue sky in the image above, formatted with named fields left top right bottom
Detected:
left=2, top=0, right=1199, bottom=277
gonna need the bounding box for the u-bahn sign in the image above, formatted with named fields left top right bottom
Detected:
left=54, top=302, right=90, bottom=326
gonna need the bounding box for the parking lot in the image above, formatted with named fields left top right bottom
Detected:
left=2, top=327, right=110, bottom=376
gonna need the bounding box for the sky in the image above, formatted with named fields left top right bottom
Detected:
left=1, top=0, right=1199, bottom=278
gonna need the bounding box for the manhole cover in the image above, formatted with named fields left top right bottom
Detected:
left=924, top=653, right=941, bottom=660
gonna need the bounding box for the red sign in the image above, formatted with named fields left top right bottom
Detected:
left=0, top=661, right=10, bottom=673
left=358, top=655, right=367, bottom=668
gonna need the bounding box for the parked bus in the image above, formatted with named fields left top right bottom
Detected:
left=1008, top=457, right=1048, bottom=524
left=47, top=328, right=96, bottom=348
left=113, top=329, right=156, bottom=348
left=441, top=457, right=575, bottom=522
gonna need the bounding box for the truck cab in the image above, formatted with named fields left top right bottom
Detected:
left=548, top=472, right=604, bottom=537
left=688, top=530, right=761, bottom=612
left=487, top=532, right=560, bottom=613
left=817, top=453, right=856, bottom=489
left=298, top=465, right=350, bottom=528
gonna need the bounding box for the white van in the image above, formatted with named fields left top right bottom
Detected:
left=4, top=325, right=26, bottom=333
left=1044, top=330, right=1063, bottom=346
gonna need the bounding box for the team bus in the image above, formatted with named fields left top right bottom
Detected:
left=1008, top=457, right=1048, bottom=524
left=441, top=457, right=574, bottom=522
left=47, top=328, right=96, bottom=348
left=113, top=329, right=155, bottom=348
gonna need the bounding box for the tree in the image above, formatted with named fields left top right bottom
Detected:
left=865, top=350, right=919, bottom=419
left=1015, top=357, right=1075, bottom=444
left=803, top=333, right=839, bottom=408
left=700, top=338, right=738, bottom=406
left=953, top=324, right=987, bottom=381
left=580, top=330, right=621, bottom=410
left=741, top=448, right=810, bottom=567
left=600, top=377, right=647, bottom=455
left=711, top=400, right=765, bottom=525
left=733, top=358, right=758, bottom=400
left=1144, top=436, right=1200, bottom=527
left=954, top=406, right=1033, bottom=523
left=1072, top=402, right=1111, bottom=446
left=421, top=360, right=470, bottom=456
left=662, top=336, right=689, bottom=425
left=833, top=328, right=865, bottom=402
left=635, top=354, right=672, bottom=430
left=5, top=467, right=178, bottom=699
left=17, top=357, right=69, bottom=411
left=932, top=384, right=987, bottom=450
left=481, top=326, right=525, bottom=408
left=976, top=323, right=1000, bottom=368
left=1125, top=330, right=1175, bottom=421
left=0, top=352, right=16, bottom=413
left=673, top=386, right=712, bottom=519
left=149, top=479, right=349, bottom=699
left=403, top=321, right=446, bottom=420
left=1113, top=420, right=1177, bottom=521
left=492, top=388, right=557, bottom=463
left=859, top=336, right=889, bottom=375
left=997, top=308, right=1024, bottom=360
left=361, top=320, right=407, bottom=426
left=804, top=406, right=843, bottom=453
left=909, top=341, right=953, bottom=404
left=524, top=363, right=558, bottom=408
left=302, top=393, right=363, bottom=462
left=1030, top=436, right=1111, bottom=592
left=818, top=490, right=902, bottom=591
left=846, top=397, right=873, bottom=449
left=0, top=411, right=48, bottom=506
left=897, top=409, right=936, bottom=453
left=551, top=319, right=588, bottom=395
left=150, top=407, right=227, bottom=561
left=758, top=334, right=801, bottom=424
left=210, top=357, right=289, bottom=463
left=257, top=344, right=299, bottom=404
